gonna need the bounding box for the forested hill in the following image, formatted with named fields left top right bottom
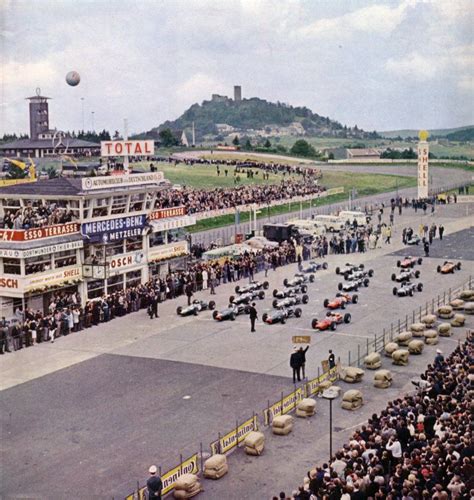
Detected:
left=444, top=126, right=474, bottom=142
left=143, top=97, right=378, bottom=140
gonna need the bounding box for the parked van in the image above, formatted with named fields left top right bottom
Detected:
left=338, top=210, right=369, bottom=227
left=289, top=218, right=326, bottom=237
left=312, top=215, right=345, bottom=232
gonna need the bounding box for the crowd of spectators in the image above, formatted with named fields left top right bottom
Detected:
left=2, top=201, right=76, bottom=230
left=154, top=178, right=326, bottom=214
left=277, top=335, right=473, bottom=500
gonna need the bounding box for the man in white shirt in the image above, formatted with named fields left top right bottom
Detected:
left=386, top=437, right=402, bottom=463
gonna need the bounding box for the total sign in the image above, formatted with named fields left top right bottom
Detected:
left=101, top=140, right=154, bottom=157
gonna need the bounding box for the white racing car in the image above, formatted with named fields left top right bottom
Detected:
left=393, top=281, right=423, bottom=297
left=391, top=269, right=420, bottom=283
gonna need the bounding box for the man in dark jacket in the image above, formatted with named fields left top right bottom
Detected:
left=149, top=293, right=159, bottom=319
left=299, top=345, right=309, bottom=379
left=147, top=465, right=162, bottom=499
left=248, top=302, right=258, bottom=332
left=185, top=282, right=194, bottom=306
left=290, top=347, right=303, bottom=383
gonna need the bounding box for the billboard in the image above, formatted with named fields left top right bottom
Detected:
left=81, top=214, right=147, bottom=242
left=100, top=140, right=154, bottom=157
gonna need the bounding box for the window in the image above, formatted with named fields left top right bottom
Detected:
left=105, top=241, right=124, bottom=257
left=125, top=236, right=142, bottom=252
left=87, top=280, right=104, bottom=299
left=149, top=231, right=165, bottom=247
left=129, top=193, right=145, bottom=212
left=3, top=258, right=21, bottom=275
left=92, top=197, right=110, bottom=218
left=111, top=195, right=128, bottom=215
left=54, top=250, right=77, bottom=268
left=126, top=270, right=141, bottom=287
left=25, top=255, right=52, bottom=275
left=107, top=274, right=124, bottom=294
left=168, top=228, right=185, bottom=243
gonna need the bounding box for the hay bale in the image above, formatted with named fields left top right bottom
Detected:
left=451, top=313, right=466, bottom=327
left=272, top=415, right=294, bottom=435
left=374, top=369, right=392, bottom=389
left=296, top=398, right=316, bottom=418
left=424, top=329, right=439, bottom=345
left=410, top=323, right=425, bottom=336
left=392, top=349, right=409, bottom=366
left=459, top=289, right=474, bottom=301
left=364, top=352, right=382, bottom=370
left=437, top=323, right=452, bottom=336
left=340, top=366, right=365, bottom=383
left=385, top=342, right=399, bottom=356
left=408, top=339, right=424, bottom=354
left=450, top=298, right=465, bottom=310
left=464, top=302, right=474, bottom=315
left=319, top=380, right=332, bottom=391
left=341, top=389, right=363, bottom=410
left=203, top=454, right=228, bottom=479
left=421, top=314, right=437, bottom=326
left=174, top=474, right=201, bottom=499
left=244, top=431, right=265, bottom=456
left=437, top=305, right=454, bottom=319
left=395, top=331, right=413, bottom=346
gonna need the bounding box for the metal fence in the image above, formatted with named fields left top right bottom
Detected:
left=346, top=276, right=472, bottom=368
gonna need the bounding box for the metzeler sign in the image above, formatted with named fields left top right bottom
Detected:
left=0, top=223, right=80, bottom=242
left=81, top=172, right=164, bottom=191
left=81, top=215, right=147, bottom=242
left=100, top=140, right=154, bottom=157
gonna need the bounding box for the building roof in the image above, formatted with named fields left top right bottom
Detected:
left=0, top=177, right=83, bottom=196
left=0, top=138, right=100, bottom=150
left=346, top=148, right=381, bottom=157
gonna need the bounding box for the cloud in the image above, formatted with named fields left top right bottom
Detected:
left=297, top=0, right=414, bottom=39
left=0, top=60, right=59, bottom=87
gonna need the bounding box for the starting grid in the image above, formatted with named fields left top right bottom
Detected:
left=125, top=366, right=339, bottom=499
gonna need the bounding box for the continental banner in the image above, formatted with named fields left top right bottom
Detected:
left=304, top=366, right=339, bottom=398
left=263, top=388, right=303, bottom=426
left=125, top=453, right=199, bottom=500
left=210, top=415, right=258, bottom=455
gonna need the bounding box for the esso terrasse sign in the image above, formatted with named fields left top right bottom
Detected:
left=100, top=140, right=154, bottom=157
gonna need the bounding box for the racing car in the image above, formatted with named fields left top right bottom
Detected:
left=392, top=281, right=423, bottom=297
left=323, top=292, right=358, bottom=310
left=397, top=256, right=423, bottom=269
left=273, top=284, right=308, bottom=298
left=338, top=277, right=369, bottom=292
left=272, top=294, right=309, bottom=309
left=213, top=303, right=248, bottom=321
left=344, top=268, right=374, bottom=281
left=229, top=289, right=265, bottom=305
left=311, top=311, right=352, bottom=331
left=335, top=263, right=364, bottom=275
left=406, top=234, right=421, bottom=245
left=299, top=261, right=328, bottom=273
left=283, top=274, right=315, bottom=287
left=262, top=306, right=302, bottom=325
left=235, top=280, right=269, bottom=294
left=391, top=268, right=420, bottom=282
left=177, top=299, right=216, bottom=316
left=437, top=261, right=462, bottom=274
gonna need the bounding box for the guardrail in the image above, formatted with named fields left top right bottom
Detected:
left=345, top=276, right=472, bottom=368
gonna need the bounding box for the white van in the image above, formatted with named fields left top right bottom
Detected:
left=312, top=215, right=345, bottom=232
left=289, top=219, right=326, bottom=237
left=338, top=210, right=369, bottom=227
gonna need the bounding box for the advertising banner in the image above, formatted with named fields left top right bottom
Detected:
left=304, top=366, right=339, bottom=398
left=108, top=251, right=145, bottom=275
left=150, top=216, right=196, bottom=232
left=100, top=140, right=154, bottom=157
left=148, top=241, right=188, bottom=262
left=0, top=240, right=83, bottom=259
left=124, top=453, right=199, bottom=500
left=81, top=215, right=147, bottom=242
left=263, top=388, right=303, bottom=426
left=81, top=171, right=163, bottom=191
left=210, top=415, right=259, bottom=455
left=150, top=206, right=187, bottom=220
left=292, top=335, right=311, bottom=344
left=0, top=222, right=80, bottom=242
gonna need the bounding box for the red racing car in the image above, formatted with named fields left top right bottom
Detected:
left=437, top=261, right=461, bottom=274
left=323, top=292, right=358, bottom=310
left=311, top=311, right=352, bottom=331
left=397, top=256, right=423, bottom=269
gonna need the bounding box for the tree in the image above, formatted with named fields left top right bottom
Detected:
left=264, top=139, right=271, bottom=148
left=290, top=139, right=316, bottom=157
left=158, top=128, right=179, bottom=147
left=328, top=152, right=335, bottom=160
left=244, top=139, right=252, bottom=150
left=45, top=165, right=58, bottom=179
left=232, top=135, right=240, bottom=146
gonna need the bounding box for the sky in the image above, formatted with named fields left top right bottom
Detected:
left=0, top=0, right=473, bottom=136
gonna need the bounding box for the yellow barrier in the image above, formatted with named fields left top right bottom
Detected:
left=0, top=177, right=36, bottom=187
left=125, top=453, right=199, bottom=500
left=305, top=366, right=339, bottom=397
left=210, top=415, right=258, bottom=455
left=263, top=387, right=304, bottom=426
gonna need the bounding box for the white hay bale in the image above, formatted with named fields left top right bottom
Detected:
left=408, top=339, right=424, bottom=354
left=373, top=369, right=392, bottom=389
left=395, top=331, right=413, bottom=346
left=392, top=349, right=409, bottom=366
left=364, top=352, right=382, bottom=370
